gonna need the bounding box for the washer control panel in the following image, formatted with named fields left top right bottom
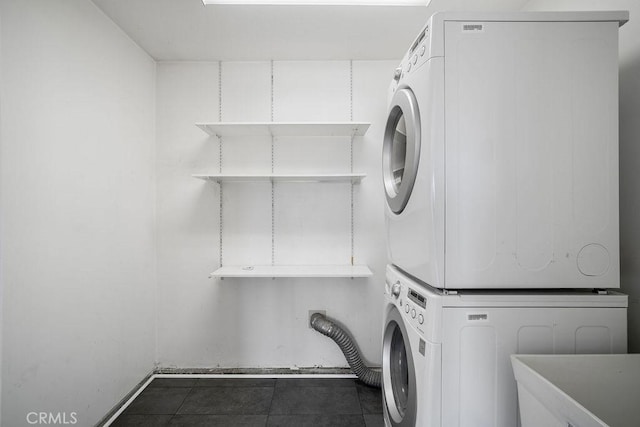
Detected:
left=402, top=286, right=427, bottom=330
left=386, top=265, right=442, bottom=343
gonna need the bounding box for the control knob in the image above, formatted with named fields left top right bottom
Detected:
left=393, top=67, right=402, bottom=82
left=391, top=282, right=401, bottom=298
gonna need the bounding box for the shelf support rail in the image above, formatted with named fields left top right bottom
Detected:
left=271, top=60, right=276, bottom=270
left=350, top=60, right=355, bottom=267
left=218, top=61, right=224, bottom=272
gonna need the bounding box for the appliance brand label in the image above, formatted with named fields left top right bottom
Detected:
left=462, top=23, right=484, bottom=32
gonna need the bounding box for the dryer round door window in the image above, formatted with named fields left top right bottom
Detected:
left=383, top=307, right=416, bottom=427
left=383, top=88, right=421, bottom=214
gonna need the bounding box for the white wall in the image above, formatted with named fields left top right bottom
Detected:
left=156, top=60, right=393, bottom=368
left=0, top=8, right=4, bottom=424
left=523, top=1, right=640, bottom=351
left=0, top=1, right=157, bottom=426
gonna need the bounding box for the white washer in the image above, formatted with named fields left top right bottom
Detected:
left=382, top=265, right=627, bottom=427
left=383, top=11, right=628, bottom=289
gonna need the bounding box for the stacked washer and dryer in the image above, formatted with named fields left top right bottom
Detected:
left=381, top=11, right=629, bottom=427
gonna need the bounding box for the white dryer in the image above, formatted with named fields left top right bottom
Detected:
left=383, top=11, right=628, bottom=289
left=382, top=265, right=627, bottom=427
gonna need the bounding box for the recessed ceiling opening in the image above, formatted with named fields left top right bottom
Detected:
left=202, top=0, right=429, bottom=6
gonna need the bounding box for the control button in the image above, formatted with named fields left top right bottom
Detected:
left=418, top=314, right=424, bottom=324
left=412, top=55, right=418, bottom=64
left=407, top=63, right=412, bottom=72
left=405, top=304, right=410, bottom=313
left=420, top=46, right=426, bottom=56
left=411, top=309, right=416, bottom=319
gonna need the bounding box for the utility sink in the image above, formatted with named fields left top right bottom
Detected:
left=511, top=354, right=640, bottom=427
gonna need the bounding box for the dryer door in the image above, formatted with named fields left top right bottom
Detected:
left=383, top=307, right=416, bottom=427
left=383, top=88, right=421, bottom=214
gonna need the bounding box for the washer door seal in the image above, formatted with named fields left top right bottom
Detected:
left=383, top=306, right=417, bottom=427
left=383, top=87, right=421, bottom=214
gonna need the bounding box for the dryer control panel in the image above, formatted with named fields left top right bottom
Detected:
left=400, top=25, right=430, bottom=77
left=390, top=21, right=436, bottom=95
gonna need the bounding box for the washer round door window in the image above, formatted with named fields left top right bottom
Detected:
left=383, top=307, right=416, bottom=427
left=383, top=88, right=421, bottom=214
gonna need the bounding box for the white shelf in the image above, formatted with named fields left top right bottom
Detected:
left=211, top=265, right=373, bottom=278
left=195, top=122, right=370, bottom=138
left=193, top=173, right=365, bottom=184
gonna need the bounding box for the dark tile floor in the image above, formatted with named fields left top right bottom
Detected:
left=110, top=377, right=384, bottom=427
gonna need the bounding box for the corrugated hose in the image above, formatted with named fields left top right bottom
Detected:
left=310, top=312, right=381, bottom=388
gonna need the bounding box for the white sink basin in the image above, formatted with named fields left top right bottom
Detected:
left=511, top=354, right=640, bottom=427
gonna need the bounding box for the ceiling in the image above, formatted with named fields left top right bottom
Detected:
left=91, top=0, right=531, bottom=61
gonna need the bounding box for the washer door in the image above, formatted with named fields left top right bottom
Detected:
left=383, top=307, right=416, bottom=427
left=383, top=88, right=421, bottom=214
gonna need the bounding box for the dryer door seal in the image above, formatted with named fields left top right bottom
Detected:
left=383, top=88, right=421, bottom=214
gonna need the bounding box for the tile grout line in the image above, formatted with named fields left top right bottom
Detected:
left=172, top=384, right=196, bottom=419
left=267, top=380, right=277, bottom=421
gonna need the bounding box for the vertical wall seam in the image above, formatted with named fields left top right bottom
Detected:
left=152, top=61, right=160, bottom=368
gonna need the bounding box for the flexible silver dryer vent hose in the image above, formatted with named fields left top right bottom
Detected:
left=310, top=312, right=382, bottom=388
